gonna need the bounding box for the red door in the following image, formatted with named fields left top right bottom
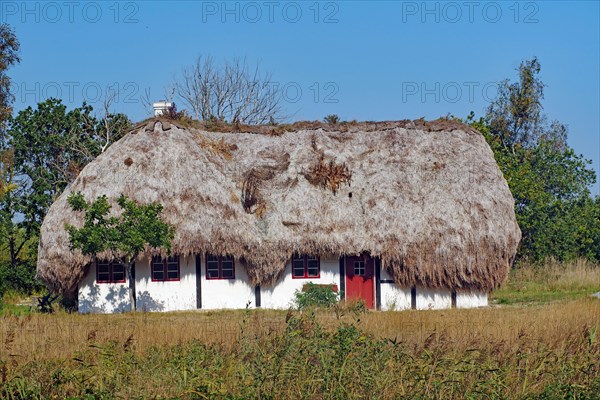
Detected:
left=345, top=255, right=375, bottom=309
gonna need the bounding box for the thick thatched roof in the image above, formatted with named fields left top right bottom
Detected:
left=37, top=118, right=520, bottom=293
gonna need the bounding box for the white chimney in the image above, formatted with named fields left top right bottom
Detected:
left=153, top=100, right=176, bottom=117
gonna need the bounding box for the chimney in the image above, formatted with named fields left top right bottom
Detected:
left=153, top=100, right=176, bottom=117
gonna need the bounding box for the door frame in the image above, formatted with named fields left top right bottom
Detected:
left=343, top=254, right=377, bottom=309
left=339, top=255, right=382, bottom=309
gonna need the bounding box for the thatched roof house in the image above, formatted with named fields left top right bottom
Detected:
left=37, top=118, right=520, bottom=312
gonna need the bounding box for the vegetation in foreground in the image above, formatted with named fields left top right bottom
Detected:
left=0, top=302, right=598, bottom=399
left=0, top=265, right=598, bottom=399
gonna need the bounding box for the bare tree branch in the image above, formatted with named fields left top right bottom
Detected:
left=101, top=90, right=117, bottom=153
left=140, top=87, right=154, bottom=117
left=175, top=56, right=286, bottom=124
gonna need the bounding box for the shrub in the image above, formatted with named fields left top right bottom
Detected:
left=0, top=262, right=43, bottom=296
left=294, top=283, right=339, bottom=309
left=332, top=297, right=367, bottom=319
left=324, top=114, right=340, bottom=125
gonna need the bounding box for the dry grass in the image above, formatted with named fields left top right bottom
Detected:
left=0, top=299, right=598, bottom=398
left=241, top=170, right=265, bottom=216
left=303, top=156, right=352, bottom=194
left=139, top=116, right=478, bottom=136
left=1, top=299, right=597, bottom=362
left=493, top=259, right=600, bottom=305
left=194, top=135, right=237, bottom=160
left=11, top=266, right=595, bottom=397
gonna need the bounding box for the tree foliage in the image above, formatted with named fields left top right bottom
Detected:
left=0, top=23, right=130, bottom=300
left=487, top=57, right=546, bottom=150
left=0, top=23, right=20, bottom=132
left=0, top=23, right=40, bottom=298
left=6, top=99, right=131, bottom=235
left=66, top=192, right=175, bottom=311
left=0, top=98, right=131, bottom=298
left=467, top=58, right=599, bottom=263
left=9, top=100, right=99, bottom=233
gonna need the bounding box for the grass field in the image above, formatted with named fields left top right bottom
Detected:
left=0, top=262, right=599, bottom=399
left=491, top=259, right=600, bottom=305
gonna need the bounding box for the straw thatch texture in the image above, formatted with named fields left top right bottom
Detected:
left=37, top=119, right=520, bottom=293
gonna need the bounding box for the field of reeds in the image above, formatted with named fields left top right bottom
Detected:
left=1, top=262, right=599, bottom=399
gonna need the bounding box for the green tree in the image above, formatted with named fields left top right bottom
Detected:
left=66, top=193, right=175, bottom=311
left=0, top=26, right=132, bottom=299
left=294, top=283, right=339, bottom=309
left=589, top=197, right=600, bottom=259
left=467, top=58, right=598, bottom=263
left=0, top=24, right=20, bottom=133
left=0, top=25, right=38, bottom=298
left=487, top=57, right=546, bottom=151
left=1, top=99, right=130, bottom=298
left=0, top=148, right=31, bottom=271
left=0, top=148, right=39, bottom=296
left=6, top=99, right=131, bottom=236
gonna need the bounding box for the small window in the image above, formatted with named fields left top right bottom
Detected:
left=167, top=257, right=179, bottom=280
left=151, top=255, right=180, bottom=282
left=205, top=254, right=235, bottom=280
left=292, top=255, right=321, bottom=278
left=96, top=260, right=126, bottom=284
left=354, top=261, right=365, bottom=276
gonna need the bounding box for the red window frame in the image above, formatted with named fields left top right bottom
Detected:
left=292, top=255, right=320, bottom=279
left=205, top=254, right=235, bottom=280
left=151, top=255, right=181, bottom=282
left=96, top=260, right=126, bottom=284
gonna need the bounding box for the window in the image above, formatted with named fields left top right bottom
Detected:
left=151, top=256, right=180, bottom=282
left=354, top=261, right=365, bottom=276
left=206, top=254, right=235, bottom=279
left=96, top=260, right=126, bottom=284
left=292, top=255, right=320, bottom=278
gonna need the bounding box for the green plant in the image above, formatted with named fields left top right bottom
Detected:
left=466, top=57, right=599, bottom=264
left=0, top=23, right=20, bottom=126
left=491, top=260, right=600, bottom=304
left=66, top=192, right=175, bottom=312
left=293, top=282, right=339, bottom=309
left=0, top=261, right=42, bottom=297
left=324, top=114, right=340, bottom=125
left=332, top=297, right=367, bottom=320
left=1, top=290, right=599, bottom=398
left=349, top=298, right=367, bottom=315
left=385, top=295, right=398, bottom=311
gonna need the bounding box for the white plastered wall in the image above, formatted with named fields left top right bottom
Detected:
left=135, top=255, right=197, bottom=312
left=78, top=254, right=489, bottom=313
left=78, top=263, right=131, bottom=313
left=455, top=290, right=488, bottom=308
left=260, top=257, right=341, bottom=309
left=415, top=286, right=452, bottom=310
left=379, top=267, right=412, bottom=311
left=199, top=255, right=255, bottom=310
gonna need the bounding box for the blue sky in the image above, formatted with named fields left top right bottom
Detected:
left=3, top=0, right=599, bottom=194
